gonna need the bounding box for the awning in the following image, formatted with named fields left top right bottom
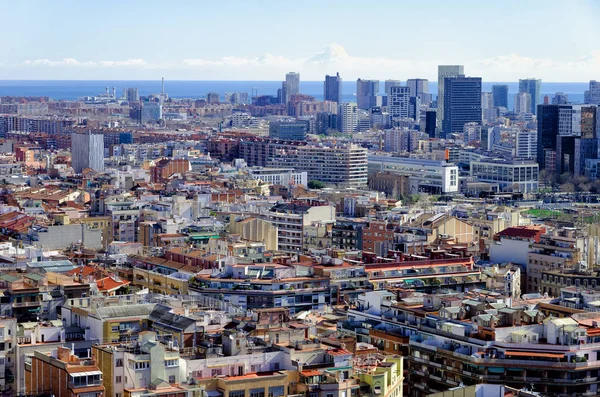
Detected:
left=504, top=351, right=564, bottom=359
left=206, top=391, right=223, bottom=397
left=301, top=370, right=322, bottom=377
left=72, top=371, right=102, bottom=376
left=487, top=367, right=505, bottom=374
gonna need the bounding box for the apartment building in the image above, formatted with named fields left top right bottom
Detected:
left=266, top=201, right=335, bottom=253
left=26, top=346, right=104, bottom=397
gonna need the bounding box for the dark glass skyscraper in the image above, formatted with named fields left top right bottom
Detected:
left=324, top=73, right=342, bottom=104
left=441, top=76, right=482, bottom=138
left=492, top=84, right=508, bottom=108
left=536, top=104, right=559, bottom=170
left=519, top=79, right=541, bottom=115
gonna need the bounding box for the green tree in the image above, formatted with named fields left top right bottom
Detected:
left=308, top=180, right=325, bottom=189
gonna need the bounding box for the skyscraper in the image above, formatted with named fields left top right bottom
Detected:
left=406, top=79, right=429, bottom=98
left=324, top=73, right=342, bottom=104
left=339, top=102, right=358, bottom=133
left=585, top=80, right=600, bottom=105
left=357, top=79, right=380, bottom=110
left=284, top=72, right=300, bottom=103
left=437, top=65, right=465, bottom=131
left=71, top=132, right=104, bottom=173
left=514, top=92, right=532, bottom=114
left=425, top=110, right=436, bottom=138
left=491, top=84, right=509, bottom=108
left=388, top=86, right=410, bottom=119
left=537, top=104, right=560, bottom=171
left=519, top=79, right=541, bottom=115
left=442, top=76, right=482, bottom=137
left=384, top=80, right=402, bottom=97
left=126, top=87, right=139, bottom=102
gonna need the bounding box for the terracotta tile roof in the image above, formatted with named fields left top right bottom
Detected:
left=96, top=276, right=129, bottom=292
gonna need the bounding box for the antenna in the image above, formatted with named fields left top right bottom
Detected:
left=162, top=77, right=165, bottom=97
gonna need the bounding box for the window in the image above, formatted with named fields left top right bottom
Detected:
left=168, top=375, right=176, bottom=384
left=116, top=359, right=123, bottom=367
left=250, top=388, right=265, bottom=397
left=268, top=386, right=284, bottom=397
left=135, top=361, right=150, bottom=370
left=165, top=359, right=178, bottom=367
left=229, top=391, right=245, bottom=397
left=116, top=376, right=122, bottom=383
left=211, top=368, right=223, bottom=376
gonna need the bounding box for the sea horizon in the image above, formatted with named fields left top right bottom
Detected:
left=0, top=80, right=590, bottom=106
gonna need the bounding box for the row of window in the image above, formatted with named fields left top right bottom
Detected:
left=229, top=386, right=284, bottom=397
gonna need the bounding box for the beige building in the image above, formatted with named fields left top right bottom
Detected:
left=229, top=216, right=278, bottom=251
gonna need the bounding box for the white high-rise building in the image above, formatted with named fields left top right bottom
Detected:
left=141, top=102, right=162, bottom=124
left=516, top=130, right=538, bottom=159
left=437, top=65, right=464, bottom=131
left=71, top=132, right=104, bottom=173
left=388, top=86, right=410, bottom=119
left=339, top=102, right=358, bottom=133
left=284, top=72, right=300, bottom=103
left=464, top=122, right=482, bottom=143
left=514, top=92, right=532, bottom=114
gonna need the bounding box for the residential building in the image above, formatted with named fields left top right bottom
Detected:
left=247, top=167, right=307, bottom=187
left=26, top=346, right=105, bottom=397
left=383, top=128, right=419, bottom=153
left=71, top=132, right=104, bottom=173
left=283, top=72, right=300, bottom=104
left=515, top=130, right=538, bottom=159
left=514, top=92, right=532, bottom=114
left=266, top=201, right=335, bottom=253
left=519, top=78, right=542, bottom=115
left=339, top=102, right=358, bottom=133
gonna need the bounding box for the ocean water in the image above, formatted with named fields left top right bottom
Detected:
left=0, top=80, right=589, bottom=105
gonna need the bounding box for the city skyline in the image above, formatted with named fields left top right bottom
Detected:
left=1, top=0, right=599, bottom=81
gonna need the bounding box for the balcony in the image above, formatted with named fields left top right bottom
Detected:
left=13, top=300, right=41, bottom=308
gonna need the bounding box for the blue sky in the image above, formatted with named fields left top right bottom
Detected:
left=1, top=0, right=599, bottom=81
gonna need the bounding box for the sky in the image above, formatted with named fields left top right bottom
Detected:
left=1, top=0, right=599, bottom=81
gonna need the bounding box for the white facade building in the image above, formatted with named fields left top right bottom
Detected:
left=368, top=155, right=459, bottom=194
left=247, top=167, right=308, bottom=187
left=71, top=132, right=104, bottom=173
left=339, top=102, right=358, bottom=133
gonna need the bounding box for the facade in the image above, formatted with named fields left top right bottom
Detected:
left=436, top=65, right=464, bottom=131
left=26, top=346, right=105, bottom=397
left=388, top=86, right=410, bottom=119
left=324, top=72, right=342, bottom=104
left=442, top=76, right=482, bottom=137
left=492, top=84, right=509, bottom=108
left=126, top=88, right=139, bottom=102
left=71, top=132, right=104, bottom=173
left=247, top=167, right=308, bottom=187
left=269, top=120, right=308, bottom=141
left=515, top=130, right=538, bottom=159
left=470, top=158, right=539, bottom=193
left=357, top=79, right=380, bottom=110
left=284, top=72, right=300, bottom=104
left=339, top=102, right=358, bottom=133
left=266, top=201, right=335, bottom=253
left=141, top=102, right=162, bottom=124
left=514, top=92, right=532, bottom=114
left=368, top=172, right=410, bottom=199
left=368, top=155, right=459, bottom=194
left=519, top=78, right=542, bottom=115
left=293, top=144, right=368, bottom=187
left=537, top=103, right=560, bottom=170
left=585, top=80, right=600, bottom=105
left=406, top=78, right=429, bottom=99
left=383, top=128, right=419, bottom=153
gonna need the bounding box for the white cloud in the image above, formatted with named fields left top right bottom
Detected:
left=12, top=45, right=600, bottom=80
